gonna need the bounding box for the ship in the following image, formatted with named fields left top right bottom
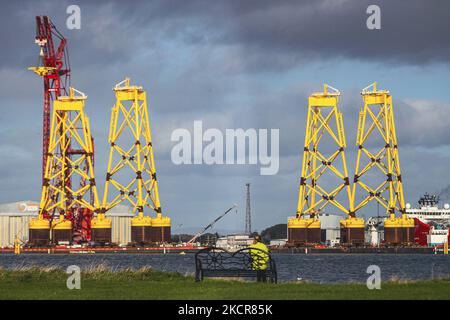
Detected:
left=406, top=193, right=450, bottom=246
left=406, top=193, right=450, bottom=225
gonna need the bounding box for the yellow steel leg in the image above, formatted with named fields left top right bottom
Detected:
left=31, top=88, right=100, bottom=244
left=351, top=83, right=413, bottom=244
left=102, top=78, right=170, bottom=243
left=289, top=84, right=355, bottom=244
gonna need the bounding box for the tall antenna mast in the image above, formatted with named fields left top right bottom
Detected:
left=245, top=183, right=252, bottom=234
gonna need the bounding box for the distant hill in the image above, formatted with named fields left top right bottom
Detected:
left=261, top=224, right=287, bottom=241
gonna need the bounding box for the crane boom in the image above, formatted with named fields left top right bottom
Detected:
left=29, top=16, right=71, bottom=186
left=187, top=204, right=237, bottom=244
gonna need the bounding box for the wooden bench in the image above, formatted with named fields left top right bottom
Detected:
left=195, top=247, right=277, bottom=283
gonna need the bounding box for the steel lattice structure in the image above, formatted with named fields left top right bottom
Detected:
left=102, top=78, right=164, bottom=221
left=351, top=82, right=406, bottom=218
left=296, top=84, right=353, bottom=218
left=245, top=183, right=251, bottom=234
left=28, top=16, right=70, bottom=185
left=38, top=88, right=99, bottom=221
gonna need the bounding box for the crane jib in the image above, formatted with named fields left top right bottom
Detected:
left=187, top=205, right=237, bottom=244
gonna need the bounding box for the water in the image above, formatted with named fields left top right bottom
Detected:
left=1, top=253, right=449, bottom=283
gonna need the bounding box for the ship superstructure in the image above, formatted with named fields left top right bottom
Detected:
left=406, top=193, right=450, bottom=227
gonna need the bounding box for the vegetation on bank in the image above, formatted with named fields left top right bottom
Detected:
left=0, top=266, right=449, bottom=300
left=261, top=223, right=287, bottom=241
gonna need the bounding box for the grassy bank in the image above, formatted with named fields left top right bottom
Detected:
left=0, top=266, right=449, bottom=300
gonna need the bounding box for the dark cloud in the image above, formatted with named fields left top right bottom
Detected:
left=3, top=1, right=450, bottom=73
left=219, top=0, right=450, bottom=70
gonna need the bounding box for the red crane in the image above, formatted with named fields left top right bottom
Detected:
left=29, top=16, right=71, bottom=186
left=29, top=16, right=94, bottom=242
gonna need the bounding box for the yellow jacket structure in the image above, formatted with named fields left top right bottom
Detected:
left=249, top=242, right=269, bottom=270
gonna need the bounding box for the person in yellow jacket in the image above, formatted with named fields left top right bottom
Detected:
left=249, top=234, right=269, bottom=282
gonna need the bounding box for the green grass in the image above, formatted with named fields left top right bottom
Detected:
left=0, top=266, right=449, bottom=300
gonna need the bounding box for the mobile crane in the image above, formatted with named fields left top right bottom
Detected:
left=187, top=204, right=237, bottom=244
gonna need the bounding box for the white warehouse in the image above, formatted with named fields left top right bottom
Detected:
left=0, top=201, right=134, bottom=247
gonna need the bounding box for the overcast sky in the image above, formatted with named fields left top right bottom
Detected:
left=1, top=0, right=450, bottom=233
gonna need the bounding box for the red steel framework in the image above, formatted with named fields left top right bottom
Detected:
left=30, top=16, right=94, bottom=242
left=34, top=16, right=70, bottom=185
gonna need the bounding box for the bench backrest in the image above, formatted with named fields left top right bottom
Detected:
left=195, top=247, right=276, bottom=272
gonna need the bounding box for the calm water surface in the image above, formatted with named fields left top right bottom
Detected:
left=1, top=253, right=449, bottom=283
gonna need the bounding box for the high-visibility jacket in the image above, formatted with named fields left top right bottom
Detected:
left=249, top=242, right=269, bottom=270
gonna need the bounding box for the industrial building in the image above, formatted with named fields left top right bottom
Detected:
left=318, top=213, right=341, bottom=246
left=269, top=239, right=287, bottom=247
left=0, top=201, right=134, bottom=248
left=215, top=234, right=254, bottom=251
left=0, top=201, right=36, bottom=248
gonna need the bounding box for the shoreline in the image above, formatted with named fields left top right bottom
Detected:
left=0, top=267, right=449, bottom=299
left=271, top=246, right=436, bottom=254
left=0, top=246, right=441, bottom=255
